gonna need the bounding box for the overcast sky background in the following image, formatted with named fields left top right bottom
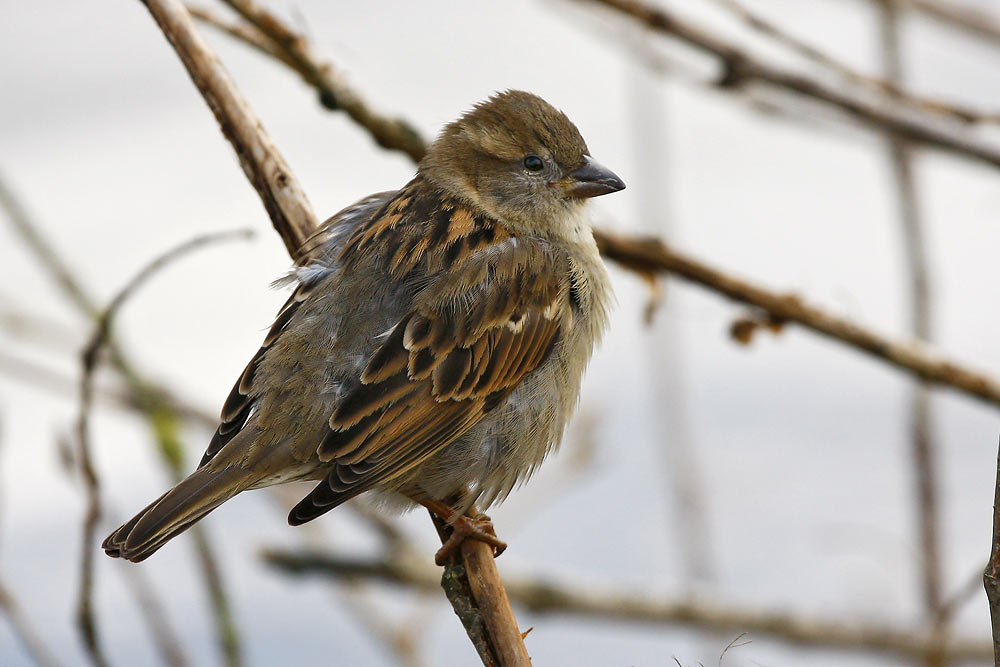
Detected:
left=2, top=1, right=1000, bottom=665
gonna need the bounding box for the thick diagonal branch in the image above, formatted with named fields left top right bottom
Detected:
left=141, top=0, right=317, bottom=257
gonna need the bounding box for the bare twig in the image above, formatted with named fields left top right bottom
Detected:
left=890, top=0, right=1000, bottom=46
left=74, top=230, right=250, bottom=667
left=596, top=231, right=1000, bottom=408
left=140, top=2, right=532, bottom=662
left=0, top=345, right=216, bottom=429
left=261, top=548, right=992, bottom=662
left=2, top=169, right=245, bottom=663
left=577, top=0, right=1000, bottom=173
left=199, top=4, right=1000, bottom=412
left=337, top=579, right=430, bottom=667
left=0, top=175, right=98, bottom=318
left=708, top=0, right=1000, bottom=125
left=215, top=0, right=427, bottom=162
left=117, top=565, right=188, bottom=667
left=190, top=530, right=242, bottom=667
left=140, top=0, right=317, bottom=258
left=985, top=435, right=1000, bottom=664
left=936, top=560, right=988, bottom=628
left=0, top=580, right=63, bottom=667
left=877, top=6, right=944, bottom=665
left=187, top=2, right=426, bottom=165
left=0, top=414, right=64, bottom=667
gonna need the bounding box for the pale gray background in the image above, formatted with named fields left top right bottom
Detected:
left=1, top=1, right=998, bottom=665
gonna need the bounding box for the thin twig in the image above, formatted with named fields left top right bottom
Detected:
left=936, top=560, right=988, bottom=628
left=190, top=530, right=242, bottom=667
left=198, top=2, right=1000, bottom=412
left=141, top=2, right=534, bottom=662
left=74, top=230, right=250, bottom=667
left=595, top=231, right=1000, bottom=408
left=0, top=346, right=216, bottom=428
left=261, top=548, right=992, bottom=662
left=0, top=174, right=98, bottom=318
left=215, top=0, right=427, bottom=162
left=985, top=434, right=1000, bottom=664
left=0, top=413, right=64, bottom=667
left=577, top=0, right=1000, bottom=173
left=877, top=6, right=944, bottom=665
left=117, top=566, right=188, bottom=667
left=0, top=580, right=64, bottom=667
left=708, top=0, right=1000, bottom=124
left=140, top=0, right=318, bottom=258
left=888, top=0, right=1000, bottom=47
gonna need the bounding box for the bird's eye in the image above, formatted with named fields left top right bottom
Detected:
left=523, top=155, right=544, bottom=172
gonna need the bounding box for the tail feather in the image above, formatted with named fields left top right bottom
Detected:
left=103, top=466, right=248, bottom=562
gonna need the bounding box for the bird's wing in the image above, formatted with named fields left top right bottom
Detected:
left=198, top=190, right=397, bottom=468
left=288, top=202, right=572, bottom=524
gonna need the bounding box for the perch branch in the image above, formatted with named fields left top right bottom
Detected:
left=261, top=548, right=991, bottom=663
left=141, top=1, right=531, bottom=662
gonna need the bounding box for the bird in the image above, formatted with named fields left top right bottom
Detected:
left=103, top=90, right=624, bottom=564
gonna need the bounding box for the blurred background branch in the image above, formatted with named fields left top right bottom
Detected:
left=2, top=0, right=999, bottom=664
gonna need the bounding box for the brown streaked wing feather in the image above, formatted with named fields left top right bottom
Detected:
left=291, top=239, right=568, bottom=522
left=200, top=191, right=394, bottom=468
left=200, top=290, right=305, bottom=467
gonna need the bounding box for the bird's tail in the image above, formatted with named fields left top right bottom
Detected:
left=103, top=466, right=249, bottom=562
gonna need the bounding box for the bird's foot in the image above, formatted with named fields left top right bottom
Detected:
left=434, top=513, right=507, bottom=566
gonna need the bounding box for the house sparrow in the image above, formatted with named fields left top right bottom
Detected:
left=103, top=90, right=624, bottom=564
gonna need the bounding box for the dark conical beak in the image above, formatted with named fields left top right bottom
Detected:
left=561, top=156, right=626, bottom=199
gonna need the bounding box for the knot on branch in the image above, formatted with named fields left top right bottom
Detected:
left=730, top=310, right=787, bottom=345
left=718, top=54, right=750, bottom=89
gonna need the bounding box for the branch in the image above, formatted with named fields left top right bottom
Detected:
left=2, top=169, right=248, bottom=666
left=577, top=0, right=1000, bottom=172
left=194, top=5, right=1000, bottom=410
left=707, top=0, right=1000, bottom=125
left=141, top=2, right=532, bottom=662
left=261, top=548, right=992, bottom=663
left=140, top=0, right=317, bottom=257
left=595, top=231, right=1000, bottom=407
left=894, top=0, right=1000, bottom=46
left=74, top=230, right=250, bottom=667
left=0, top=579, right=63, bottom=667
left=216, top=0, right=427, bottom=162
left=430, top=514, right=530, bottom=666
left=877, top=5, right=946, bottom=663
left=986, top=434, right=1000, bottom=664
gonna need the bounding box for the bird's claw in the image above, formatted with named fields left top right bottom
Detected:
left=434, top=513, right=507, bottom=566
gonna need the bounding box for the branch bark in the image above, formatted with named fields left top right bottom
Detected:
left=986, top=436, right=1000, bottom=665
left=262, top=548, right=992, bottom=663
left=141, top=0, right=317, bottom=258
left=579, top=0, right=1000, bottom=172
left=193, top=2, right=1000, bottom=412
left=139, top=1, right=530, bottom=662
left=596, top=231, right=1000, bottom=407
left=876, top=7, right=945, bottom=665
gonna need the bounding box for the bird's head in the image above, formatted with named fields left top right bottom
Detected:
left=420, top=90, right=625, bottom=236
